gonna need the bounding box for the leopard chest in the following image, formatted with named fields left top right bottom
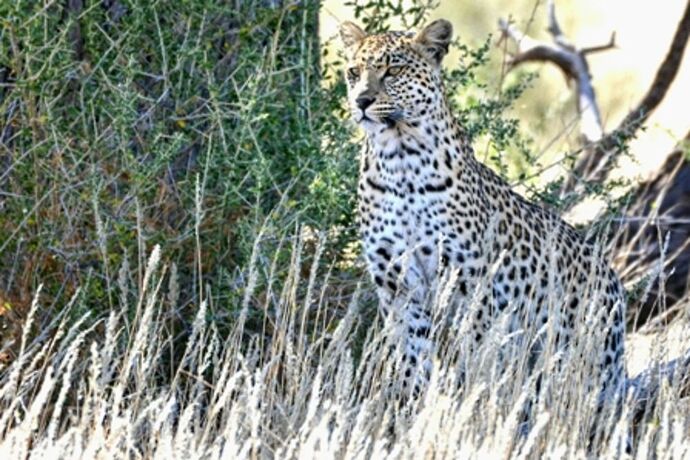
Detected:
left=358, top=161, right=474, bottom=295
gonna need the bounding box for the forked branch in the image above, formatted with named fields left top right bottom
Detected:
left=499, top=0, right=690, bottom=202
left=499, top=0, right=612, bottom=145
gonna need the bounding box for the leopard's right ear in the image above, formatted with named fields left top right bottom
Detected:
left=340, top=21, right=366, bottom=52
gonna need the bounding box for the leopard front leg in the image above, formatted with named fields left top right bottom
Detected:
left=375, top=270, right=434, bottom=399
left=399, top=294, right=433, bottom=396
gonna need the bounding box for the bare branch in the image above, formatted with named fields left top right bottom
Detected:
left=498, top=10, right=604, bottom=142
left=498, top=18, right=545, bottom=54
left=500, top=0, right=690, bottom=206
left=581, top=31, right=617, bottom=56
left=567, top=0, right=690, bottom=195
left=613, top=131, right=690, bottom=327
left=498, top=19, right=575, bottom=75
left=547, top=0, right=573, bottom=50
left=616, top=0, right=690, bottom=137
left=546, top=0, right=562, bottom=38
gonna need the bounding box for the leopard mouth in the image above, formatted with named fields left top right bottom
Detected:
left=357, top=108, right=403, bottom=127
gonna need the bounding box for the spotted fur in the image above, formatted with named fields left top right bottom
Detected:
left=340, top=20, right=626, bottom=399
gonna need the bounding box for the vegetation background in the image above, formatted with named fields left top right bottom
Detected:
left=0, top=0, right=688, bottom=457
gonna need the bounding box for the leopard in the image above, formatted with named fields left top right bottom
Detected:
left=339, top=19, right=626, bottom=409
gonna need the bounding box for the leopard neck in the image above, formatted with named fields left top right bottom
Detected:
left=361, top=99, right=477, bottom=181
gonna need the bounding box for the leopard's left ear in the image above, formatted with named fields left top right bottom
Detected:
left=415, top=19, right=453, bottom=66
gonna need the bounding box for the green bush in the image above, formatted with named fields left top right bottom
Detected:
left=0, top=1, right=360, bottom=325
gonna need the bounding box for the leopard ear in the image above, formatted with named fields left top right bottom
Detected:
left=340, top=21, right=366, bottom=52
left=415, top=19, right=453, bottom=65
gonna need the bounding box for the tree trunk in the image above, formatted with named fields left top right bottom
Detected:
left=615, top=134, right=690, bottom=330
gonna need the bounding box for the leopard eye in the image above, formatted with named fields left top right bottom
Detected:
left=347, top=67, right=361, bottom=80
left=384, top=65, right=405, bottom=78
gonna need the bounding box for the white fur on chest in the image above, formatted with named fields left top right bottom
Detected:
left=360, top=129, right=452, bottom=290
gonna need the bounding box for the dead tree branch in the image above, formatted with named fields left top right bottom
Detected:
left=499, top=0, right=690, bottom=202
left=614, top=132, right=690, bottom=329
left=616, top=1, right=690, bottom=139
left=581, top=32, right=616, bottom=56
left=499, top=0, right=611, bottom=144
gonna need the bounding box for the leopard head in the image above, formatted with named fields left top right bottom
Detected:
left=339, top=20, right=453, bottom=131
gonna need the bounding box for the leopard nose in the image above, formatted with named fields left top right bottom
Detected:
left=356, top=96, right=375, bottom=110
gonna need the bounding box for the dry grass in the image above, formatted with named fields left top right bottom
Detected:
left=0, top=226, right=688, bottom=460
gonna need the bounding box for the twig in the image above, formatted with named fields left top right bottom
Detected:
left=581, top=32, right=617, bottom=56
left=547, top=0, right=572, bottom=50
left=613, top=217, right=690, bottom=225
